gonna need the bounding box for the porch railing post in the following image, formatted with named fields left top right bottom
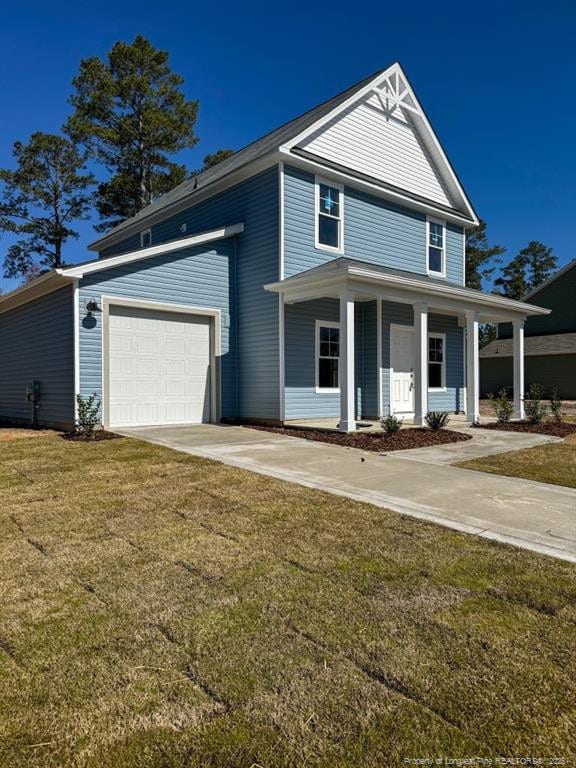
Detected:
left=513, top=318, right=525, bottom=420
left=465, top=310, right=480, bottom=423
left=413, top=302, right=428, bottom=426
left=339, top=289, right=356, bottom=433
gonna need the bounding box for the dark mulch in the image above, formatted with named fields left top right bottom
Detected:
left=61, top=430, right=121, bottom=442
left=474, top=421, right=576, bottom=437
left=247, top=425, right=471, bottom=452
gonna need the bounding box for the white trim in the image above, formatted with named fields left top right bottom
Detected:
left=513, top=319, right=525, bottom=420
left=100, top=295, right=221, bottom=430
left=281, top=150, right=477, bottom=230
left=521, top=259, right=576, bottom=301
left=265, top=261, right=550, bottom=318
left=278, top=162, right=286, bottom=421
left=140, top=228, right=152, bottom=248
left=279, top=162, right=285, bottom=280
left=426, top=216, right=446, bottom=278
left=315, top=319, right=341, bottom=393
left=73, top=280, right=80, bottom=424
left=315, top=176, right=344, bottom=254
left=60, top=224, right=244, bottom=278
left=389, top=323, right=415, bottom=417
left=465, top=311, right=480, bottom=422
left=376, top=298, right=383, bottom=418
left=282, top=63, right=479, bottom=225
left=339, top=291, right=356, bottom=431
left=427, top=331, right=446, bottom=391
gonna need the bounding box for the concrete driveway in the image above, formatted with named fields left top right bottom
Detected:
left=120, top=424, right=576, bottom=564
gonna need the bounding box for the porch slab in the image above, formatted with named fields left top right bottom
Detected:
left=120, top=424, right=576, bottom=564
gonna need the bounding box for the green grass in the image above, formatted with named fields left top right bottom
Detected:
left=459, top=431, right=576, bottom=488
left=1, top=433, right=575, bottom=767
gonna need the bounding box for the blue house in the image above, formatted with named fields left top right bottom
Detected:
left=0, top=64, right=548, bottom=432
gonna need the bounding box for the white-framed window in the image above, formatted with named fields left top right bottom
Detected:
left=315, top=320, right=340, bottom=392
left=140, top=229, right=152, bottom=248
left=426, top=217, right=445, bottom=276
left=315, top=178, right=343, bottom=252
left=428, top=333, right=446, bottom=390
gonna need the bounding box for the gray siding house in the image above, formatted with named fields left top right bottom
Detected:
left=480, top=260, right=576, bottom=398
left=0, top=63, right=548, bottom=431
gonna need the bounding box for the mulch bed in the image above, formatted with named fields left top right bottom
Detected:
left=247, top=425, right=471, bottom=452
left=61, top=430, right=121, bottom=442
left=473, top=421, right=576, bottom=437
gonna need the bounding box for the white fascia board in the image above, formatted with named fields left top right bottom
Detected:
left=61, top=224, right=244, bottom=278
left=281, top=64, right=398, bottom=150
left=280, top=150, right=476, bottom=229
left=281, top=62, right=479, bottom=226
left=346, top=265, right=550, bottom=316
left=265, top=263, right=550, bottom=317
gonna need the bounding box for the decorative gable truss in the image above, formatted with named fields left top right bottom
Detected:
left=282, top=64, right=477, bottom=223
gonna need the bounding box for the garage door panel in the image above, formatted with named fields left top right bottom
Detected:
left=108, top=305, right=212, bottom=428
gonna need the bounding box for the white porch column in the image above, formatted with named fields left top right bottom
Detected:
left=413, top=302, right=428, bottom=426
left=513, top=318, right=525, bottom=420
left=339, top=290, right=356, bottom=432
left=465, top=310, right=480, bottom=423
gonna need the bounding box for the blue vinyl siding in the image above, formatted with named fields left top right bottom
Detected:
left=283, top=165, right=464, bottom=284
left=284, top=298, right=377, bottom=420
left=380, top=302, right=465, bottom=414
left=79, top=240, right=237, bottom=420
left=86, top=168, right=280, bottom=421
left=100, top=233, right=141, bottom=259
left=0, top=286, right=74, bottom=428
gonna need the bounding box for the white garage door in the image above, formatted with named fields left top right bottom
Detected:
left=108, top=305, right=211, bottom=428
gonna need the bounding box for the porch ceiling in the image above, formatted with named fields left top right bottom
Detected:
left=264, top=258, right=551, bottom=323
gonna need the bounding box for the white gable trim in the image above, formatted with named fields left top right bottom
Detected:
left=281, top=63, right=478, bottom=225
left=60, top=224, right=244, bottom=278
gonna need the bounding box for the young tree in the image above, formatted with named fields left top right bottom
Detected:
left=494, top=241, right=557, bottom=299
left=465, top=219, right=505, bottom=290
left=0, top=132, right=94, bottom=280
left=66, top=35, right=199, bottom=231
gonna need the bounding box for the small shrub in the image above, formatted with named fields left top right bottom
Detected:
left=549, top=387, right=563, bottom=423
left=425, top=411, right=450, bottom=430
left=488, top=389, right=514, bottom=423
left=76, top=393, right=101, bottom=438
left=525, top=383, right=547, bottom=424
left=381, top=413, right=403, bottom=435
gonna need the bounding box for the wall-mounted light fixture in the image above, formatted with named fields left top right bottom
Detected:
left=84, top=298, right=100, bottom=317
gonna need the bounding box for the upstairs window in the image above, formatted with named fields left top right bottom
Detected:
left=316, top=321, right=340, bottom=391
left=316, top=179, right=343, bottom=252
left=428, top=334, right=446, bottom=389
left=140, top=229, right=152, bottom=248
left=427, top=218, right=445, bottom=276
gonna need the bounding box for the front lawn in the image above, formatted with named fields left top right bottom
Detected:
left=1, top=433, right=575, bottom=767
left=460, top=431, right=576, bottom=488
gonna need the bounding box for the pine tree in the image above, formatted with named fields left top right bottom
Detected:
left=0, top=132, right=94, bottom=280
left=66, top=35, right=199, bottom=231
left=465, top=219, right=505, bottom=290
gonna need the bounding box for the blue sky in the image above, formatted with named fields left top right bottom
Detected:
left=0, top=0, right=574, bottom=293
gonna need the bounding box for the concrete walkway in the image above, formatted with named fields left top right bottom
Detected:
left=120, top=424, right=576, bottom=564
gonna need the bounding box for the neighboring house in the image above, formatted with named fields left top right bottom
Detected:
left=0, top=63, right=549, bottom=432
left=480, top=260, right=576, bottom=398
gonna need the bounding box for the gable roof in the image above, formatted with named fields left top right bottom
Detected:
left=91, top=63, right=478, bottom=252
left=522, top=259, right=576, bottom=301
left=0, top=224, right=243, bottom=314
left=480, top=332, right=576, bottom=358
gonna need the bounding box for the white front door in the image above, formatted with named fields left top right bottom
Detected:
left=390, top=325, right=415, bottom=414
left=108, top=305, right=212, bottom=428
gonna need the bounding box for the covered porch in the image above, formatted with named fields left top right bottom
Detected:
left=265, top=259, right=549, bottom=432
